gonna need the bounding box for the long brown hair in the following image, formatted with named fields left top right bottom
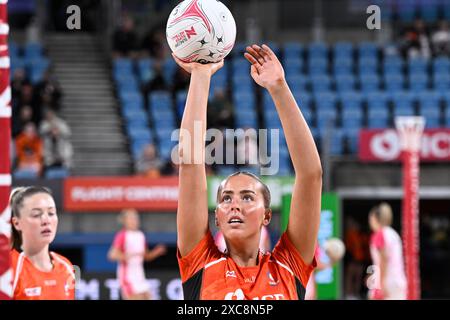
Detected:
left=216, top=171, right=271, bottom=209
left=9, top=186, right=53, bottom=251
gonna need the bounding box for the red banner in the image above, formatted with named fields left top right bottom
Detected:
left=0, top=0, right=12, bottom=300
left=64, top=177, right=180, bottom=212
left=359, top=129, right=450, bottom=162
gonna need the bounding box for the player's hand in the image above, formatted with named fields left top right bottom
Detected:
left=153, top=244, right=167, bottom=257
left=172, top=54, right=224, bottom=76
left=244, top=44, right=286, bottom=92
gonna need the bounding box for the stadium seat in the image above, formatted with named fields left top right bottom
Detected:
left=367, top=107, right=389, bottom=128
left=149, top=91, right=172, bottom=110
left=383, top=56, right=403, bottom=74
left=408, top=57, right=429, bottom=74
left=235, top=109, right=258, bottom=128
left=13, top=169, right=39, bottom=179
left=308, top=42, right=328, bottom=59
left=311, top=74, right=332, bottom=92
left=342, top=127, right=360, bottom=154
left=283, top=57, right=304, bottom=76
left=408, top=72, right=429, bottom=91
left=45, top=167, right=69, bottom=179
left=432, top=57, right=450, bottom=75
left=335, top=74, right=356, bottom=92
left=308, top=57, right=328, bottom=75
left=359, top=74, right=380, bottom=93
left=397, top=0, right=417, bottom=22
left=358, top=42, right=378, bottom=59
left=319, top=128, right=344, bottom=155
left=418, top=0, right=438, bottom=22
left=286, top=73, right=308, bottom=91
left=334, top=42, right=353, bottom=59
left=137, top=58, right=154, bottom=83
left=314, top=91, right=337, bottom=111
left=384, top=73, right=404, bottom=92
left=333, top=57, right=353, bottom=76
left=284, top=42, right=303, bottom=59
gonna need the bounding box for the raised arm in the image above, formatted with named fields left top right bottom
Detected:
left=174, top=55, right=224, bottom=257
left=245, top=45, right=322, bottom=264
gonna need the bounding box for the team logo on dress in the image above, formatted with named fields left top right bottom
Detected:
left=225, top=270, right=236, bottom=278
left=24, top=287, right=42, bottom=297
left=224, top=288, right=245, bottom=300
left=267, top=272, right=279, bottom=286
left=44, top=280, right=57, bottom=286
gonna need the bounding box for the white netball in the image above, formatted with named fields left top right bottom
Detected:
left=166, top=0, right=236, bottom=63
left=324, top=238, right=346, bottom=261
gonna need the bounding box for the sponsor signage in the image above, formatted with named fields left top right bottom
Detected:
left=359, top=129, right=450, bottom=162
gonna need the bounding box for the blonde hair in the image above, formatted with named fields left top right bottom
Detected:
left=377, top=202, right=393, bottom=226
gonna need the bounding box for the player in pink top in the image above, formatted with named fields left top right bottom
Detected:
left=214, top=225, right=272, bottom=253
left=108, top=208, right=167, bottom=300
left=368, top=203, right=407, bottom=300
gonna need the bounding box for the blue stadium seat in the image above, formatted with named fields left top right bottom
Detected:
left=343, top=127, right=360, bottom=154
left=126, top=117, right=148, bottom=129
left=334, top=42, right=353, bottom=59
left=235, top=109, right=258, bottom=128
left=339, top=91, right=363, bottom=110
left=358, top=56, right=378, bottom=75
left=45, top=167, right=69, bottom=179
left=319, top=128, right=344, bottom=155
left=408, top=57, right=429, bottom=74
left=113, top=58, right=133, bottom=74
left=232, top=74, right=253, bottom=91
left=293, top=91, right=312, bottom=110
left=24, top=43, right=43, bottom=59
left=397, top=0, right=417, bottom=22
left=359, top=74, right=380, bottom=92
left=342, top=107, right=363, bottom=129
left=283, top=57, right=304, bottom=76
left=122, top=108, right=148, bottom=122
left=391, top=90, right=415, bottom=109
left=418, top=0, right=438, bottom=22
left=408, top=72, right=429, bottom=91
left=234, top=91, right=256, bottom=110
left=358, top=42, right=378, bottom=59
left=308, top=42, right=328, bottom=59
left=149, top=90, right=172, bottom=110
left=433, top=72, right=450, bottom=92
left=418, top=102, right=441, bottom=128
left=383, top=56, right=403, bottom=74
left=317, top=109, right=338, bottom=130
left=308, top=57, right=328, bottom=75
left=284, top=42, right=303, bottom=59
left=131, top=139, right=152, bottom=159
left=137, top=58, right=154, bottom=83
left=445, top=105, right=450, bottom=126
left=335, top=74, right=356, bottom=92
left=432, top=57, right=450, bottom=74
left=332, top=57, right=353, bottom=75
left=13, top=169, right=39, bottom=179
left=286, top=73, right=308, bottom=91
left=121, top=93, right=144, bottom=110
left=367, top=106, right=389, bottom=128
left=384, top=73, right=404, bottom=92
left=314, top=91, right=337, bottom=111
left=311, top=74, right=332, bottom=92
left=127, top=126, right=153, bottom=142
left=163, top=58, right=177, bottom=82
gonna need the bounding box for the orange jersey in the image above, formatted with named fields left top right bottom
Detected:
left=10, top=250, right=75, bottom=300
left=177, top=231, right=316, bottom=300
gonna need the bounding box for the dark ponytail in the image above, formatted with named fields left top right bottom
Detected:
left=9, top=186, right=53, bottom=251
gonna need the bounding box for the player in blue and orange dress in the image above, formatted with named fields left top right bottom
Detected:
left=173, top=44, right=322, bottom=300
left=9, top=186, right=75, bottom=300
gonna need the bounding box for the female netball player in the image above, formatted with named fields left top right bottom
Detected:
left=174, top=44, right=322, bottom=300
left=10, top=186, right=75, bottom=300
left=368, top=202, right=407, bottom=300
left=108, top=208, right=167, bottom=300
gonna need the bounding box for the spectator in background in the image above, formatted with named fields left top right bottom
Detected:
left=401, top=19, right=431, bottom=59
left=207, top=88, right=234, bottom=130
left=113, top=14, right=139, bottom=58
left=39, top=109, right=73, bottom=171
left=142, top=61, right=168, bottom=95
left=108, top=208, right=167, bottom=300
left=12, top=105, right=34, bottom=137
left=34, top=71, right=62, bottom=112
left=15, top=122, right=43, bottom=175
left=368, top=202, right=407, bottom=300
left=431, top=20, right=450, bottom=56
left=172, top=67, right=190, bottom=93
left=141, top=27, right=168, bottom=60
left=11, top=68, right=29, bottom=104
left=136, top=143, right=163, bottom=178
left=344, top=216, right=366, bottom=299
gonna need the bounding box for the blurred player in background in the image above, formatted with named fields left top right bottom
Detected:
left=175, top=44, right=322, bottom=300
left=9, top=186, right=75, bottom=300
left=368, top=202, right=407, bottom=300
left=108, top=208, right=167, bottom=300
left=214, top=225, right=271, bottom=253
